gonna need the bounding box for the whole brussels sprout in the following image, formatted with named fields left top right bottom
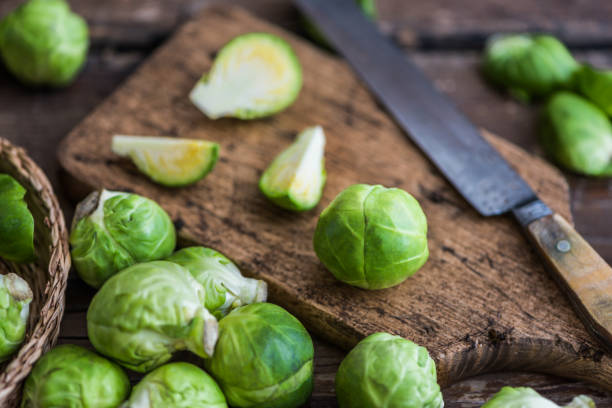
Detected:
left=20, top=344, right=130, bottom=408
left=314, top=184, right=428, bottom=289
left=335, top=332, right=443, bottom=408
left=483, top=34, right=579, bottom=101
left=166, top=247, right=267, bottom=319
left=482, top=386, right=595, bottom=408
left=121, top=362, right=227, bottom=408
left=540, top=91, right=612, bottom=176
left=0, top=0, right=89, bottom=86
left=204, top=303, right=314, bottom=408
left=70, top=189, right=176, bottom=288
left=0, top=273, right=32, bottom=362
left=0, top=174, right=34, bottom=263
left=577, top=65, right=612, bottom=116
left=87, top=261, right=218, bottom=373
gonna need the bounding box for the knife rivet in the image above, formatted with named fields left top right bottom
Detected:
left=556, top=240, right=571, bottom=253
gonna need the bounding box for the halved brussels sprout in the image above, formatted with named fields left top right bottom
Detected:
left=190, top=33, right=302, bottom=119
left=259, top=126, right=326, bottom=211
left=482, top=386, right=595, bottom=408
left=0, top=0, right=89, bottom=87
left=87, top=261, right=218, bottom=373
left=314, top=184, right=429, bottom=289
left=166, top=247, right=267, bottom=319
left=20, top=344, right=130, bottom=408
left=70, top=189, right=176, bottom=288
left=0, top=273, right=32, bottom=362
left=204, top=303, right=314, bottom=408
left=483, top=34, right=579, bottom=101
left=540, top=91, right=612, bottom=177
left=0, top=174, right=35, bottom=263
left=121, top=362, right=227, bottom=408
left=577, top=65, right=612, bottom=116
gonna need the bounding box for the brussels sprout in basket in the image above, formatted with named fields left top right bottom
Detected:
left=87, top=261, right=218, bottom=373
left=482, top=386, right=595, bottom=408
left=70, top=189, right=176, bottom=288
left=577, top=65, right=612, bottom=116
left=335, top=332, right=443, bottom=408
left=20, top=344, right=130, bottom=408
left=166, top=247, right=267, bottom=319
left=0, top=273, right=32, bottom=363
left=314, top=184, right=429, bottom=289
left=121, top=362, right=227, bottom=408
left=0, top=174, right=35, bottom=263
left=204, top=303, right=314, bottom=408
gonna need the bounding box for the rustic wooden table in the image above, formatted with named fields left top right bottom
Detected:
left=1, top=0, right=612, bottom=406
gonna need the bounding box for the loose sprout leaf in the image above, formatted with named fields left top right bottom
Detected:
left=0, top=174, right=35, bottom=263
left=577, top=65, right=612, bottom=116
left=482, top=386, right=578, bottom=407
left=564, top=395, right=596, bottom=408
left=259, top=126, right=326, bottom=211
left=189, top=32, right=302, bottom=119
left=112, top=135, right=219, bottom=187
left=0, top=273, right=32, bottom=362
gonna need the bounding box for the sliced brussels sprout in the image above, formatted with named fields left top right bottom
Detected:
left=190, top=33, right=302, bottom=119
left=87, top=260, right=218, bottom=373
left=482, top=386, right=595, bottom=408
left=577, top=65, right=612, bottom=116
left=121, top=362, right=227, bottom=408
left=204, top=303, right=314, bottom=408
left=20, top=344, right=130, bottom=408
left=314, top=184, right=429, bottom=289
left=0, top=273, right=32, bottom=362
left=540, top=92, right=612, bottom=177
left=166, top=247, right=267, bottom=319
left=259, top=126, right=326, bottom=211
left=483, top=34, right=579, bottom=101
left=70, top=189, right=176, bottom=288
left=0, top=174, right=35, bottom=263
left=0, top=0, right=88, bottom=87
left=111, top=135, right=220, bottom=187
left=336, top=333, right=443, bottom=408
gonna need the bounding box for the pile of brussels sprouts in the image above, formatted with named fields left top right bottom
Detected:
left=483, top=34, right=612, bottom=177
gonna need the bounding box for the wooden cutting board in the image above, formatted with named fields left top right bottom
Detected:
left=58, top=5, right=612, bottom=388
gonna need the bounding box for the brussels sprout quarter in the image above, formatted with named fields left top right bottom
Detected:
left=121, top=362, right=227, bottom=408
left=70, top=189, right=176, bottom=288
left=87, top=261, right=218, bottom=373
left=20, top=344, right=130, bottom=408
left=204, top=303, right=314, bottom=408
left=336, top=333, right=443, bottom=408
left=0, top=273, right=32, bottom=362
left=166, top=247, right=267, bottom=318
left=0, top=174, right=35, bottom=263
left=577, top=65, right=612, bottom=116
left=314, top=184, right=429, bottom=289
left=482, top=386, right=595, bottom=408
left=0, top=0, right=89, bottom=86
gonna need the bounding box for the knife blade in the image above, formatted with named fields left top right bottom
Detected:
left=294, top=0, right=612, bottom=348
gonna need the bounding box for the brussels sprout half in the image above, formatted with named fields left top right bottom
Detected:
left=314, top=184, right=429, bottom=289
left=166, top=247, right=267, bottom=319
left=20, top=344, right=130, bottom=408
left=540, top=92, right=612, bottom=177
left=0, top=174, right=35, bottom=263
left=0, top=273, right=32, bottom=362
left=190, top=33, right=302, bottom=119
left=70, top=189, right=176, bottom=288
left=482, top=386, right=595, bottom=408
left=121, top=362, right=227, bottom=408
left=0, top=0, right=88, bottom=87
left=204, top=303, right=314, bottom=408
left=259, top=126, right=326, bottom=211
left=87, top=261, right=218, bottom=373
left=577, top=65, right=612, bottom=116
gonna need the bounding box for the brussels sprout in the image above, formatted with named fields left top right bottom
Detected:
left=259, top=126, right=326, bottom=211
left=0, top=0, right=89, bottom=87
left=482, top=386, right=595, bottom=408
left=166, top=247, right=267, bottom=319
left=190, top=33, right=302, bottom=119
left=87, top=261, right=218, bottom=373
left=204, top=303, right=314, bottom=408
left=0, top=174, right=34, bottom=263
left=540, top=92, right=612, bottom=177
left=121, top=362, right=227, bottom=408
left=70, top=189, right=176, bottom=288
left=0, top=273, right=32, bottom=362
left=577, top=65, right=612, bottom=116
left=313, top=184, right=428, bottom=289
left=483, top=34, right=579, bottom=101
left=20, top=344, right=130, bottom=408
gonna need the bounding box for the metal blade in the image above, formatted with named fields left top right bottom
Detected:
left=294, top=0, right=538, bottom=216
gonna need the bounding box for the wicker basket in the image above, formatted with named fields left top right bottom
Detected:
left=0, top=138, right=70, bottom=407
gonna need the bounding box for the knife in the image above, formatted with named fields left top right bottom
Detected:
left=294, top=0, right=612, bottom=348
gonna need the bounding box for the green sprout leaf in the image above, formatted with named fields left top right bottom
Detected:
left=482, top=386, right=596, bottom=408
left=0, top=174, right=34, bottom=263
left=0, top=273, right=32, bottom=362
left=577, top=65, right=612, bottom=116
